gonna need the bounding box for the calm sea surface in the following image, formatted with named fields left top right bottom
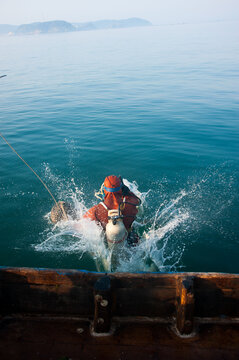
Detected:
left=0, top=21, right=239, bottom=272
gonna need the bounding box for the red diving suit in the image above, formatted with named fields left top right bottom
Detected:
left=83, top=175, right=140, bottom=234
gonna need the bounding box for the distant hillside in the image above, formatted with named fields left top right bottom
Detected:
left=15, top=20, right=75, bottom=35
left=73, top=18, right=152, bottom=31
left=0, top=18, right=152, bottom=35
left=0, top=24, right=18, bottom=34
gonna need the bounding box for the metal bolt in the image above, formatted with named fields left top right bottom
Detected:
left=97, top=317, right=104, bottom=324
left=95, top=294, right=102, bottom=302
left=76, top=328, right=84, bottom=334
left=100, top=299, right=108, bottom=307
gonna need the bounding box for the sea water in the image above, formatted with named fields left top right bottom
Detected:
left=0, top=21, right=239, bottom=272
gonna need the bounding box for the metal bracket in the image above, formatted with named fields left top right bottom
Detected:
left=93, top=276, right=112, bottom=333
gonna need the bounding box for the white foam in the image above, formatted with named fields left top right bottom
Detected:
left=34, top=171, right=190, bottom=272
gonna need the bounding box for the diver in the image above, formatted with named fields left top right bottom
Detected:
left=50, top=175, right=141, bottom=247
left=84, top=175, right=141, bottom=246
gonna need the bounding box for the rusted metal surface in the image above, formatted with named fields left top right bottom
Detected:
left=0, top=267, right=239, bottom=359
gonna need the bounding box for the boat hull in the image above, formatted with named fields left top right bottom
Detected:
left=0, top=267, right=239, bottom=359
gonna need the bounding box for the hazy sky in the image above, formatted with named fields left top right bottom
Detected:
left=0, top=0, right=239, bottom=25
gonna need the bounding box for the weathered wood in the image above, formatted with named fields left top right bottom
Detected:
left=195, top=289, right=239, bottom=317
left=0, top=316, right=239, bottom=360
left=114, top=288, right=175, bottom=316
left=176, top=276, right=195, bottom=335
left=1, top=283, right=94, bottom=316
left=0, top=267, right=238, bottom=288
left=0, top=267, right=239, bottom=319
left=0, top=267, right=102, bottom=286
left=0, top=267, right=239, bottom=358
left=93, top=276, right=112, bottom=333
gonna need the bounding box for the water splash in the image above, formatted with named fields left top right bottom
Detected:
left=34, top=168, right=190, bottom=272
left=114, top=191, right=189, bottom=273
left=33, top=162, right=238, bottom=272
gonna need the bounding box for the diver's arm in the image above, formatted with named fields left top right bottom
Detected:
left=73, top=205, right=101, bottom=231
left=83, top=205, right=98, bottom=221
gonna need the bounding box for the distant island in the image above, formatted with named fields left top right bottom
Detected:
left=0, top=18, right=152, bottom=36
left=73, top=18, right=152, bottom=31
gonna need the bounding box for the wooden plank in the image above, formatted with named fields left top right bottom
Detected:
left=0, top=268, right=177, bottom=287
left=1, top=285, right=175, bottom=317
left=0, top=268, right=239, bottom=290
left=176, top=276, right=195, bottom=335
left=194, top=275, right=239, bottom=290
left=1, top=284, right=94, bottom=316
left=113, top=272, right=239, bottom=290
left=0, top=267, right=102, bottom=286
left=114, top=288, right=175, bottom=317
left=112, top=272, right=177, bottom=288
left=0, top=315, right=239, bottom=360
left=1, top=268, right=239, bottom=320
left=195, top=289, right=239, bottom=317
left=2, top=284, right=239, bottom=319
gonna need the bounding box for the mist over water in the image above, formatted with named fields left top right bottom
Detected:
left=0, top=21, right=239, bottom=272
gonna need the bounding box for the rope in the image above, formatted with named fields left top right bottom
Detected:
left=95, top=183, right=104, bottom=201
left=0, top=132, right=68, bottom=220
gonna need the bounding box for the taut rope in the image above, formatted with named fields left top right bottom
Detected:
left=0, top=132, right=68, bottom=220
